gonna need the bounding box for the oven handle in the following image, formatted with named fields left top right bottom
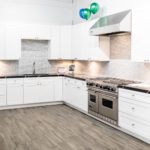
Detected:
left=88, top=89, right=98, bottom=93
left=101, top=94, right=117, bottom=100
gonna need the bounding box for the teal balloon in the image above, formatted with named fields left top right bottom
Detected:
left=90, top=3, right=99, bottom=14
left=82, top=8, right=91, bottom=20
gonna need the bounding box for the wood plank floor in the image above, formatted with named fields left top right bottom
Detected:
left=0, top=105, right=149, bottom=150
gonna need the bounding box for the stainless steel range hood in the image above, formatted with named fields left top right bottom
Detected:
left=90, top=10, right=131, bottom=36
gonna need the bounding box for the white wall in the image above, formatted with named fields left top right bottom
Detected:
left=0, top=0, right=73, bottom=25
left=73, top=0, right=150, bottom=24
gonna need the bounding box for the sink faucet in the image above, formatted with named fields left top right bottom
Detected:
left=32, top=62, right=36, bottom=74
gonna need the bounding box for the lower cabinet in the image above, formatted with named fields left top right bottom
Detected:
left=0, top=79, right=7, bottom=106
left=63, top=77, right=88, bottom=112
left=119, top=88, right=150, bottom=141
left=54, top=77, right=63, bottom=101
left=24, top=77, right=54, bottom=104
left=7, top=78, right=24, bottom=105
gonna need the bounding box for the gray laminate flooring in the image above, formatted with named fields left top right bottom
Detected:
left=0, top=105, right=149, bottom=150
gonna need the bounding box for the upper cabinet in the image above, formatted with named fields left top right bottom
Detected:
left=132, top=8, right=150, bottom=62
left=71, top=20, right=110, bottom=61
left=0, top=20, right=110, bottom=61
left=0, top=24, right=21, bottom=60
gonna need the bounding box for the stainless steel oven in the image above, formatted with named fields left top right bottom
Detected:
left=99, top=93, right=118, bottom=121
left=88, top=90, right=99, bottom=113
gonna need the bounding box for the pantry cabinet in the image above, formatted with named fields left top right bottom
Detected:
left=119, top=88, right=150, bottom=141
left=132, top=8, right=150, bottom=62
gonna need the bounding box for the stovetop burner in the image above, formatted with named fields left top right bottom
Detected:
left=87, top=77, right=137, bottom=93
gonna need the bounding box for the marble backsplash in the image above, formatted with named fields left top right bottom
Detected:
left=0, top=35, right=150, bottom=83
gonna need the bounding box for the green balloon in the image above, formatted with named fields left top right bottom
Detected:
left=90, top=3, right=99, bottom=14
left=82, top=8, right=91, bottom=20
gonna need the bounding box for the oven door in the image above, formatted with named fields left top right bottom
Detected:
left=99, top=94, right=118, bottom=121
left=88, top=90, right=99, bottom=113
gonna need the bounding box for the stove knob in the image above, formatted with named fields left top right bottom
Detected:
left=95, top=84, right=99, bottom=87
left=99, top=85, right=103, bottom=88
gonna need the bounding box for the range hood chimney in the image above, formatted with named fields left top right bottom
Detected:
left=90, top=10, right=131, bottom=36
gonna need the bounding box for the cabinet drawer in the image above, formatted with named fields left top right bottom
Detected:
left=119, top=98, right=150, bottom=122
left=119, top=88, right=150, bottom=104
left=119, top=112, right=150, bottom=139
left=7, top=78, right=23, bottom=84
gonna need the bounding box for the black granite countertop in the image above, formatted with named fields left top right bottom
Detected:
left=0, top=73, right=94, bottom=81
left=1, top=74, right=150, bottom=93
left=119, top=83, right=150, bottom=94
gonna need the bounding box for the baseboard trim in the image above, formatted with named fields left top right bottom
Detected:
left=0, top=101, right=64, bottom=110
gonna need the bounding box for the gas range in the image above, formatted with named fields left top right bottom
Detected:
left=87, top=77, right=137, bottom=125
left=87, top=77, right=136, bottom=93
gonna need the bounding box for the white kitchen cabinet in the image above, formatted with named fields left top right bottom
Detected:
left=48, top=25, right=61, bottom=59
left=20, top=24, right=52, bottom=40
left=37, top=78, right=54, bottom=103
left=0, top=79, right=6, bottom=106
left=71, top=20, right=109, bottom=61
left=7, top=78, right=24, bottom=105
left=0, top=23, right=6, bottom=59
left=54, top=77, right=63, bottom=101
left=60, top=25, right=72, bottom=59
left=5, top=25, right=21, bottom=60
left=63, top=77, right=88, bottom=112
left=132, top=8, right=150, bottom=62
left=24, top=77, right=54, bottom=104
left=119, top=88, right=150, bottom=141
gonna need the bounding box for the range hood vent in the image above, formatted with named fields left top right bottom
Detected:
left=90, top=10, right=131, bottom=36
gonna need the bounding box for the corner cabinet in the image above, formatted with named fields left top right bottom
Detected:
left=71, top=20, right=110, bottom=61
left=132, top=8, right=150, bottom=62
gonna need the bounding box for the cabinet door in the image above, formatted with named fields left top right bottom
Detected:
left=20, top=24, right=51, bottom=40
left=0, top=79, right=6, bottom=106
left=54, top=77, right=63, bottom=101
left=0, top=23, right=6, bottom=59
left=60, top=25, right=72, bottom=59
left=5, top=25, right=21, bottom=60
left=132, top=8, right=150, bottom=62
left=24, top=78, right=39, bottom=104
left=80, top=89, right=88, bottom=112
left=48, top=25, right=60, bottom=59
left=7, top=79, right=24, bottom=105
left=37, top=78, right=54, bottom=103
left=71, top=24, right=82, bottom=60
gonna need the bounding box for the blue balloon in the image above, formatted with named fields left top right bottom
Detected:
left=79, top=8, right=84, bottom=19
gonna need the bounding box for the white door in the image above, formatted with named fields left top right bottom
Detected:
left=5, top=25, right=21, bottom=60
left=54, top=77, right=63, bottom=101
left=7, top=79, right=24, bottom=105
left=132, top=8, right=150, bottom=62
